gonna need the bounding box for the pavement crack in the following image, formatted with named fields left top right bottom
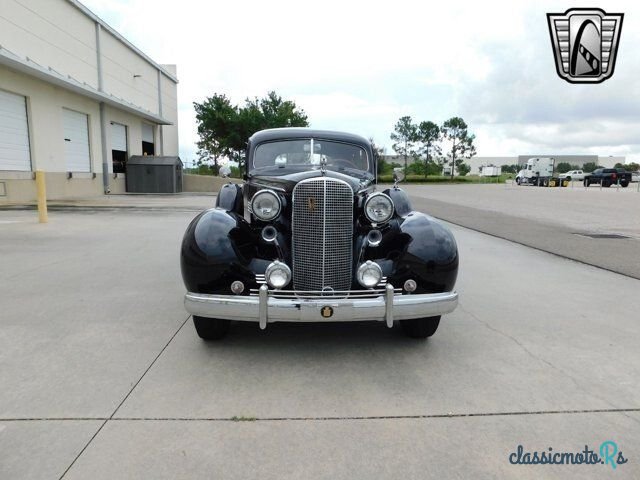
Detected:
left=57, top=314, right=191, bottom=479
left=3, top=408, right=639, bottom=423
left=457, top=303, right=632, bottom=419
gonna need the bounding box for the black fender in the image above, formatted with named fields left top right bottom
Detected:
left=180, top=208, right=263, bottom=294
left=393, top=212, right=458, bottom=293
left=215, top=182, right=243, bottom=213
left=383, top=187, right=412, bottom=217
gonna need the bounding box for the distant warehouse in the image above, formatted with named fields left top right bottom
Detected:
left=0, top=0, right=179, bottom=203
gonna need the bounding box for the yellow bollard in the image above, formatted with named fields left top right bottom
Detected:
left=36, top=170, right=48, bottom=223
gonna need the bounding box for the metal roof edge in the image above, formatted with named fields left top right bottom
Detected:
left=0, top=48, right=173, bottom=125
left=65, top=0, right=179, bottom=83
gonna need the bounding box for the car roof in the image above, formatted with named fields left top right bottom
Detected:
left=248, top=128, right=370, bottom=146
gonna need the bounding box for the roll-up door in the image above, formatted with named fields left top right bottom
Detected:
left=111, top=123, right=127, bottom=152
left=0, top=90, right=31, bottom=171
left=63, top=108, right=91, bottom=172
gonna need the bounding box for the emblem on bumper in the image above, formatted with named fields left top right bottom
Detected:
left=321, top=306, right=334, bottom=318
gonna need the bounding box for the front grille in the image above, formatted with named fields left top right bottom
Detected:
left=292, top=178, right=353, bottom=293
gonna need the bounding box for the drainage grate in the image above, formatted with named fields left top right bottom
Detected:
left=574, top=233, right=630, bottom=239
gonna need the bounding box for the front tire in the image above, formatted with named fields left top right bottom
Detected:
left=193, top=316, right=230, bottom=340
left=401, top=316, right=441, bottom=338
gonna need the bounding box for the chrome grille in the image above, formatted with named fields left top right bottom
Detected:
left=292, top=178, right=353, bottom=293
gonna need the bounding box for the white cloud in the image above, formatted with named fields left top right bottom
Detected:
left=81, top=0, right=640, bottom=162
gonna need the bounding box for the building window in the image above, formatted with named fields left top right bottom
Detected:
left=111, top=122, right=128, bottom=173
left=0, top=90, right=32, bottom=171
left=142, top=123, right=155, bottom=156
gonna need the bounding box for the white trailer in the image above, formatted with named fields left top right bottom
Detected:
left=480, top=165, right=502, bottom=177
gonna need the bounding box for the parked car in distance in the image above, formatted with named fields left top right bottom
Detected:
left=180, top=128, right=459, bottom=340
left=631, top=171, right=640, bottom=183
left=583, top=168, right=631, bottom=188
left=559, top=170, right=585, bottom=181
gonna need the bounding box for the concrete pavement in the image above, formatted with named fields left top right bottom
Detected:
left=1, top=205, right=638, bottom=479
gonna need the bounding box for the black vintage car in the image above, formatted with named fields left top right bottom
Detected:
left=180, top=128, right=459, bottom=339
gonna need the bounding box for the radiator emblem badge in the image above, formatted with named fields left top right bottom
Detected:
left=307, top=197, right=317, bottom=212
left=321, top=306, right=334, bottom=318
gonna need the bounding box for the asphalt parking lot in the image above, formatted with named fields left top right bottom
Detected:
left=1, top=187, right=639, bottom=479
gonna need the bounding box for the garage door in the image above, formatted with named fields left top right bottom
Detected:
left=63, top=108, right=91, bottom=172
left=0, top=90, right=31, bottom=171
left=111, top=123, right=127, bottom=152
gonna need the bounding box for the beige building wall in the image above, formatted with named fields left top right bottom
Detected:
left=100, top=30, right=160, bottom=114
left=0, top=0, right=179, bottom=203
left=160, top=64, right=179, bottom=156
left=0, top=65, right=166, bottom=200
left=0, top=66, right=101, bottom=174
left=0, top=0, right=99, bottom=89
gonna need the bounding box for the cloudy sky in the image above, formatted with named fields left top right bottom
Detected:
left=81, top=0, right=639, bottom=164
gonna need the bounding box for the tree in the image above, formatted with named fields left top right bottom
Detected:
left=500, top=164, right=520, bottom=174
left=556, top=162, right=573, bottom=173
left=194, top=91, right=308, bottom=173
left=390, top=116, right=418, bottom=173
left=615, top=161, right=639, bottom=171
left=457, top=163, right=471, bottom=176
left=582, top=162, right=600, bottom=173
left=193, top=94, right=237, bottom=174
left=416, top=121, right=441, bottom=178
left=407, top=161, right=426, bottom=176
left=441, top=117, right=476, bottom=179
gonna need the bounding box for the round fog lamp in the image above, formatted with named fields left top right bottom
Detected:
left=404, top=279, right=417, bottom=293
left=231, top=280, right=245, bottom=294
left=265, top=261, right=291, bottom=289
left=357, top=261, right=383, bottom=288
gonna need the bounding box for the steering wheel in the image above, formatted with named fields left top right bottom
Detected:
left=331, top=158, right=359, bottom=170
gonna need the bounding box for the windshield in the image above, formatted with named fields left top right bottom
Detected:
left=253, top=139, right=369, bottom=173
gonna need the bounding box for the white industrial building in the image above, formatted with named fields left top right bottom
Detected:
left=0, top=0, right=179, bottom=203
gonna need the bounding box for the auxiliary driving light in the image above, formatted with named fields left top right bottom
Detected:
left=404, top=279, right=417, bottom=293
left=265, top=261, right=291, bottom=289
left=230, top=280, right=245, bottom=294
left=357, top=261, right=382, bottom=288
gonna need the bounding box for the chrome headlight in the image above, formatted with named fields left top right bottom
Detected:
left=364, top=193, right=394, bottom=224
left=265, top=261, right=291, bottom=289
left=250, top=189, right=281, bottom=221
left=356, top=261, right=382, bottom=288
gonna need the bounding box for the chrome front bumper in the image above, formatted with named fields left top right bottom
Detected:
left=184, top=284, right=458, bottom=329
